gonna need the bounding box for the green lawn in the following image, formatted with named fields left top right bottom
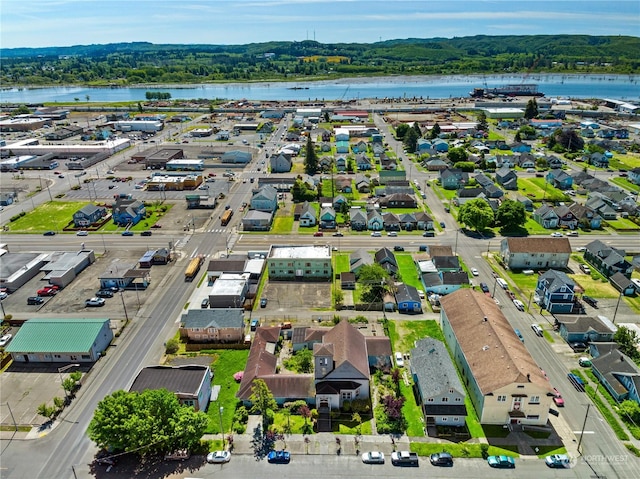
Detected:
left=395, top=254, right=422, bottom=289
left=400, top=380, right=425, bottom=437
left=5, top=201, right=87, bottom=232
left=410, top=442, right=519, bottom=459
left=271, top=216, right=294, bottom=233
left=201, top=350, right=249, bottom=434
left=334, top=253, right=350, bottom=274
left=606, top=217, right=640, bottom=231
left=388, top=320, right=445, bottom=354
left=569, top=274, right=622, bottom=298
left=610, top=177, right=640, bottom=194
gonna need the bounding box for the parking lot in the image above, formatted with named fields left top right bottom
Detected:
left=260, top=282, right=333, bottom=312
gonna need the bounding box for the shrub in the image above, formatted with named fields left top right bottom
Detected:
left=165, top=338, right=179, bottom=354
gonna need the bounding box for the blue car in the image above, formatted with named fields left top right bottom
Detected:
left=121, top=231, right=134, bottom=236
left=487, top=455, right=515, bottom=468
left=267, top=450, right=290, bottom=464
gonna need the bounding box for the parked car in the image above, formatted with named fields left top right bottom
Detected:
left=332, top=232, right=343, bottom=237
left=95, top=290, right=114, bottom=298
left=250, top=319, right=260, bottom=331
left=37, top=286, right=59, bottom=296
left=387, top=231, right=398, bottom=237
left=313, top=232, right=324, bottom=237
left=439, top=222, right=446, bottom=228
left=582, top=295, right=598, bottom=308
left=371, top=231, right=382, bottom=237
left=0, top=334, right=13, bottom=347
left=121, top=231, right=134, bottom=236
left=361, top=451, right=385, bottom=464
left=267, top=450, right=290, bottom=464
left=422, top=231, right=435, bottom=237
left=514, top=329, right=525, bottom=342
left=578, top=357, right=592, bottom=367
left=513, top=299, right=525, bottom=311
left=206, top=451, right=231, bottom=464
left=141, top=230, right=152, bottom=236
left=552, top=388, right=565, bottom=407
left=85, top=297, right=106, bottom=307
left=260, top=298, right=268, bottom=308
left=567, top=373, right=586, bottom=392
left=480, top=282, right=490, bottom=294
left=429, top=452, right=453, bottom=467
left=470, top=268, right=479, bottom=276
left=395, top=351, right=405, bottom=368
left=579, top=263, right=591, bottom=274
left=570, top=342, right=588, bottom=353
left=0, top=292, right=7, bottom=300
left=201, top=298, right=209, bottom=309
left=43, top=231, right=56, bottom=236
left=487, top=455, right=515, bottom=468
left=393, top=246, right=404, bottom=252
left=550, top=232, right=563, bottom=237
left=76, top=230, right=88, bottom=236
left=566, top=231, right=579, bottom=237
left=576, top=247, right=586, bottom=252
left=545, top=454, right=570, bottom=468
left=27, top=296, right=44, bottom=305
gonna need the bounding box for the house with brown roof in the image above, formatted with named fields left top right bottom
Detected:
left=237, top=321, right=390, bottom=412
left=500, top=237, right=571, bottom=270
left=440, top=290, right=553, bottom=426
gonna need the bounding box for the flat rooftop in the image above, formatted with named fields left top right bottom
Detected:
left=269, top=245, right=331, bottom=260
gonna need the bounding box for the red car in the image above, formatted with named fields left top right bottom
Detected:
left=552, top=388, right=565, bottom=407
left=37, top=285, right=59, bottom=297
left=313, top=232, right=323, bottom=237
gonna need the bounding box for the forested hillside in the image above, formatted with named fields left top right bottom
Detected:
left=2, top=35, right=638, bottom=86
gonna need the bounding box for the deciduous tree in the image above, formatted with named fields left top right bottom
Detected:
left=447, top=146, right=468, bottom=164
left=88, top=389, right=208, bottom=456
left=458, top=199, right=494, bottom=231
left=613, top=326, right=640, bottom=361
left=249, top=379, right=278, bottom=428
left=496, top=200, right=526, bottom=230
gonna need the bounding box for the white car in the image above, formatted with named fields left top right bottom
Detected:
left=361, top=451, right=385, bottom=464
left=0, top=292, right=8, bottom=300
left=387, top=231, right=398, bottom=237
left=0, top=334, right=12, bottom=347
left=371, top=231, right=382, bottom=237
left=550, top=232, right=563, bottom=237
left=395, top=352, right=405, bottom=367
left=85, top=297, right=106, bottom=307
left=76, top=230, right=88, bottom=236
left=206, top=450, right=231, bottom=463
left=513, top=299, right=525, bottom=311
left=471, top=268, right=479, bottom=276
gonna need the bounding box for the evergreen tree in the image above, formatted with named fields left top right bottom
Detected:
left=304, top=136, right=318, bottom=175
left=524, top=98, right=539, bottom=119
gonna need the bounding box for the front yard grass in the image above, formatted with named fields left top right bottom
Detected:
left=399, top=380, right=425, bottom=437
left=610, top=177, right=640, bottom=194
left=606, top=217, right=640, bottom=231
left=395, top=254, right=422, bottom=290
left=200, top=349, right=249, bottom=434
left=410, top=442, right=519, bottom=458
left=388, top=319, right=445, bottom=354
left=569, top=275, right=620, bottom=298
left=271, top=215, right=294, bottom=234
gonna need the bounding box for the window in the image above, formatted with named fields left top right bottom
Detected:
left=81, top=355, right=90, bottom=360
left=453, top=417, right=459, bottom=422
left=319, top=358, right=328, bottom=366
left=526, top=415, right=540, bottom=420
left=442, top=417, right=447, bottom=422
left=455, top=397, right=461, bottom=402
left=449, top=389, right=454, bottom=394
left=442, top=397, right=449, bottom=402
left=305, top=262, right=311, bottom=267
left=341, top=392, right=352, bottom=400
left=497, top=395, right=507, bottom=402
left=427, top=398, right=434, bottom=402
left=529, top=395, right=540, bottom=404
left=517, top=385, right=525, bottom=388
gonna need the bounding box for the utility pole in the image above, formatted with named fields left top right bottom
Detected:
left=577, top=403, right=591, bottom=455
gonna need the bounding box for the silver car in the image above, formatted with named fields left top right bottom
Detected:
left=361, top=451, right=385, bottom=464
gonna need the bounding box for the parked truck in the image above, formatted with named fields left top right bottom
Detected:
left=220, top=209, right=233, bottom=226
left=184, top=255, right=204, bottom=282
left=391, top=451, right=419, bottom=466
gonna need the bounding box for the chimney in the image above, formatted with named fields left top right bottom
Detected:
left=526, top=373, right=531, bottom=382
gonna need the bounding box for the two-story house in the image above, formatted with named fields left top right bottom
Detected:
left=533, top=204, right=559, bottom=229
left=112, top=198, right=146, bottom=226
left=250, top=185, right=278, bottom=212
left=270, top=153, right=293, bottom=173
left=440, top=290, right=553, bottom=426
left=73, top=204, right=107, bottom=228
left=440, top=169, right=469, bottom=190
left=411, top=337, right=467, bottom=427
left=535, top=269, right=576, bottom=314
left=395, top=284, right=422, bottom=314
left=500, top=237, right=571, bottom=270
left=349, top=209, right=367, bottom=231
left=584, top=240, right=633, bottom=279
left=495, top=166, right=518, bottom=190
left=179, top=308, right=245, bottom=343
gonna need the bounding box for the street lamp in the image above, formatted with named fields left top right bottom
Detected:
left=219, top=406, right=225, bottom=448
left=58, top=363, right=80, bottom=400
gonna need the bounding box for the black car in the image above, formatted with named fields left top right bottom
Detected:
left=201, top=298, right=209, bottom=309
left=570, top=342, right=588, bottom=353
left=27, top=296, right=45, bottom=305
left=393, top=246, right=404, bottom=252
left=422, top=231, right=435, bottom=237
left=480, top=282, right=490, bottom=294
left=260, top=298, right=268, bottom=308
left=95, top=290, right=114, bottom=298
left=582, top=295, right=598, bottom=308
left=43, top=231, right=56, bottom=236
left=141, top=230, right=152, bottom=236
left=430, top=452, right=453, bottom=467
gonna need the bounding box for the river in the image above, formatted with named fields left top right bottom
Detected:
left=1, top=74, right=639, bottom=104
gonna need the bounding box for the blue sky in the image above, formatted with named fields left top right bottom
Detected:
left=2, top=0, right=638, bottom=49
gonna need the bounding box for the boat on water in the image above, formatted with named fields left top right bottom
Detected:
left=470, top=84, right=544, bottom=98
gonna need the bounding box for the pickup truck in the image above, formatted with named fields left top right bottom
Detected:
left=391, top=451, right=419, bottom=466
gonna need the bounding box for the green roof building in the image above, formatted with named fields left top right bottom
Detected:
left=5, top=318, right=113, bottom=363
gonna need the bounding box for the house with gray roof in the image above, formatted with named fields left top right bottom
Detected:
left=533, top=204, right=559, bottom=229
left=270, top=152, right=293, bottom=173
left=411, top=338, right=467, bottom=427
left=299, top=201, right=317, bottom=227
left=73, top=204, right=107, bottom=228
left=250, top=185, right=278, bottom=212
left=440, top=168, right=469, bottom=190
left=180, top=308, right=245, bottom=343
left=495, top=166, right=518, bottom=190
left=584, top=240, right=633, bottom=279
left=349, top=208, right=367, bottom=231
left=129, top=365, right=212, bottom=412
left=350, top=249, right=374, bottom=276
left=592, top=350, right=640, bottom=404
left=221, top=150, right=252, bottom=164
left=535, top=270, right=576, bottom=313
left=395, top=283, right=422, bottom=314
left=555, top=314, right=617, bottom=344
left=374, top=247, right=398, bottom=275
left=241, top=210, right=273, bottom=231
